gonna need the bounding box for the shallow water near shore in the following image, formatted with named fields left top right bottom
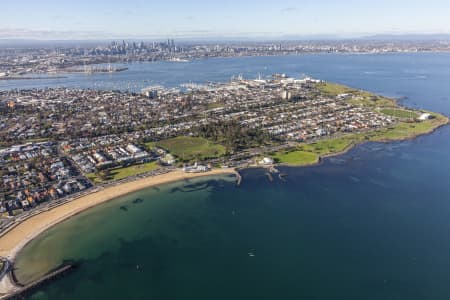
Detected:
left=10, top=53, right=450, bottom=299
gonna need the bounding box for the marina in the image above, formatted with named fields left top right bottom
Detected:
left=64, top=65, right=129, bottom=74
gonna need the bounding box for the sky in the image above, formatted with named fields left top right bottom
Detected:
left=1, top=0, right=450, bottom=40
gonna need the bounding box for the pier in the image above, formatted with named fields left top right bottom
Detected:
left=235, top=170, right=242, bottom=186
left=2, top=264, right=77, bottom=300
left=279, top=173, right=288, bottom=182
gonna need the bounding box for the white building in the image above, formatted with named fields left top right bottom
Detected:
left=161, top=154, right=176, bottom=165
left=418, top=113, right=432, bottom=121
left=183, top=162, right=209, bottom=173
left=126, top=144, right=141, bottom=154
left=259, top=157, right=274, bottom=165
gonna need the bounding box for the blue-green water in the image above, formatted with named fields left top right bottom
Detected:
left=9, top=53, right=450, bottom=299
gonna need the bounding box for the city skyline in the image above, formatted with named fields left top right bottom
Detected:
left=2, top=0, right=450, bottom=40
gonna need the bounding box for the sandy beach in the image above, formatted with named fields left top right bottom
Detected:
left=0, top=168, right=236, bottom=261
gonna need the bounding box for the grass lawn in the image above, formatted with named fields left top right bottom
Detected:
left=349, top=96, right=397, bottom=108
left=144, top=141, right=156, bottom=149
left=366, top=114, right=448, bottom=141
left=271, top=113, right=448, bottom=166
left=299, top=137, right=355, bottom=156
left=274, top=150, right=319, bottom=166
left=154, top=136, right=226, bottom=161
left=317, top=82, right=396, bottom=108
left=316, top=82, right=353, bottom=96
left=380, top=108, right=419, bottom=118
left=110, top=161, right=160, bottom=180
left=207, top=102, right=224, bottom=109
left=87, top=161, right=160, bottom=183
left=272, top=136, right=355, bottom=165
left=86, top=173, right=99, bottom=183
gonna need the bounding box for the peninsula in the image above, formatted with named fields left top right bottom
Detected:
left=0, top=74, right=448, bottom=297
left=0, top=75, right=448, bottom=220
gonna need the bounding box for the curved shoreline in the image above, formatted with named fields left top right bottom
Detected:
left=276, top=114, right=450, bottom=167
left=1, top=117, right=447, bottom=262
left=0, top=168, right=237, bottom=263
left=0, top=168, right=236, bottom=297
left=0, top=115, right=448, bottom=297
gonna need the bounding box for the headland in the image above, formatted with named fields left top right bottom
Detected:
left=0, top=74, right=449, bottom=298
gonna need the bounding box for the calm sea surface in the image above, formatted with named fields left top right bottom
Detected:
left=7, top=53, right=450, bottom=300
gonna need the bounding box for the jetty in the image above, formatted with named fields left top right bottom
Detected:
left=279, top=173, right=288, bottom=182
left=265, top=172, right=274, bottom=182
left=2, top=264, right=77, bottom=300
left=235, top=170, right=242, bottom=186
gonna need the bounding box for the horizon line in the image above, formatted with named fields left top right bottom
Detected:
left=1, top=32, right=450, bottom=43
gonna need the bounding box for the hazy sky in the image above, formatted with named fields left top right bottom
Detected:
left=2, top=0, right=450, bottom=39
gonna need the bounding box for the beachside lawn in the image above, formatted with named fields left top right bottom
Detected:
left=316, top=82, right=396, bottom=108
left=349, top=86, right=396, bottom=108
left=366, top=113, right=448, bottom=141
left=272, top=113, right=448, bottom=166
left=151, top=136, right=226, bottom=161
left=87, top=161, right=160, bottom=183
left=316, top=82, right=353, bottom=96
left=109, top=161, right=160, bottom=180
left=273, top=150, right=319, bottom=166
left=272, top=136, right=356, bottom=165
left=380, top=108, right=419, bottom=118
left=299, top=137, right=355, bottom=155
